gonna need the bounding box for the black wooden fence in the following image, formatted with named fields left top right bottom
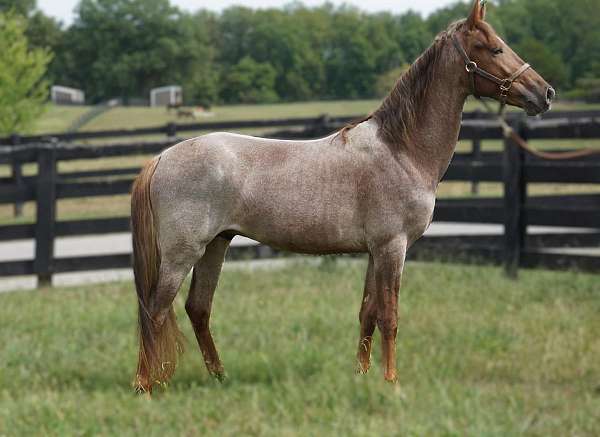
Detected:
left=0, top=110, right=599, bottom=286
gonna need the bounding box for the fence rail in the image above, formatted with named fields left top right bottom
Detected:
left=1, top=110, right=599, bottom=286
left=1, top=108, right=599, bottom=146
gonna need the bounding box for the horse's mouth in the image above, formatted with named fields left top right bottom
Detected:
left=525, top=98, right=551, bottom=116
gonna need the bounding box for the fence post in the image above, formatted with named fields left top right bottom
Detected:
left=34, top=144, right=57, bottom=287
left=471, top=109, right=482, bottom=195
left=10, top=134, right=24, bottom=217
left=503, top=117, right=526, bottom=278
left=471, top=137, right=481, bottom=195
left=308, top=114, right=330, bottom=138
left=166, top=122, right=177, bottom=138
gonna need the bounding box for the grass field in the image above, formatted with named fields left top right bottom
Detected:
left=30, top=99, right=600, bottom=135
left=31, top=100, right=383, bottom=134
left=1, top=261, right=599, bottom=435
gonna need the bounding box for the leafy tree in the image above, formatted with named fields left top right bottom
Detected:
left=177, top=11, right=219, bottom=106
left=0, top=0, right=35, bottom=16
left=363, top=13, right=405, bottom=74
left=0, top=12, right=51, bottom=135
left=217, top=5, right=325, bottom=101
left=497, top=0, right=600, bottom=89
left=426, top=1, right=470, bottom=34
left=323, top=7, right=377, bottom=99
left=38, top=0, right=600, bottom=105
left=220, top=56, right=278, bottom=104
left=26, top=11, right=62, bottom=50
left=25, top=10, right=64, bottom=85
left=375, top=65, right=410, bottom=98
left=59, top=0, right=216, bottom=103
left=567, top=76, right=600, bottom=103
left=515, top=38, right=568, bottom=89
left=216, top=7, right=257, bottom=68
left=395, top=11, right=431, bottom=64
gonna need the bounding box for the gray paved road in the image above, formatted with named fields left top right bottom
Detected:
left=0, top=223, right=597, bottom=292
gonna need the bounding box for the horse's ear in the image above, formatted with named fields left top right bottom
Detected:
left=480, top=0, right=487, bottom=21
left=467, top=0, right=484, bottom=29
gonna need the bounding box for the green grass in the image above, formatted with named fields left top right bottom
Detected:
left=31, top=104, right=93, bottom=134
left=32, top=99, right=600, bottom=135
left=32, top=100, right=382, bottom=134
left=1, top=261, right=599, bottom=435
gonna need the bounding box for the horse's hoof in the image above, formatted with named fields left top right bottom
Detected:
left=208, top=366, right=226, bottom=382
left=134, top=385, right=153, bottom=398
left=384, top=372, right=398, bottom=384
left=212, top=371, right=226, bottom=383
left=355, top=361, right=370, bottom=374
left=134, top=375, right=153, bottom=396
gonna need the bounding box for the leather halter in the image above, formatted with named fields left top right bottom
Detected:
left=452, top=33, right=530, bottom=105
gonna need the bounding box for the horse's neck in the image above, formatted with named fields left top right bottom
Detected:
left=399, top=53, right=467, bottom=187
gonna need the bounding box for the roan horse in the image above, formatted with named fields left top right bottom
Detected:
left=131, top=0, right=554, bottom=393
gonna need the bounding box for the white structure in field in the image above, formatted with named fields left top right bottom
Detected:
left=150, top=85, right=183, bottom=107
left=51, top=85, right=85, bottom=105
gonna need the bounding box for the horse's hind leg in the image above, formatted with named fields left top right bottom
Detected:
left=372, top=237, right=407, bottom=383
left=136, top=249, right=204, bottom=394
left=135, top=233, right=204, bottom=393
left=357, top=255, right=376, bottom=373
left=185, top=236, right=230, bottom=380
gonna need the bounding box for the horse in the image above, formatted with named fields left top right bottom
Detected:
left=166, top=102, right=182, bottom=113
left=131, top=0, right=554, bottom=393
left=176, top=108, right=196, bottom=119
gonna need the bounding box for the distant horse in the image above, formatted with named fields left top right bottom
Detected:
left=131, top=0, right=554, bottom=393
left=166, top=102, right=182, bottom=113
left=175, top=108, right=195, bottom=119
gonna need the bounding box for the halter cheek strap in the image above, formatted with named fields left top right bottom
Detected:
left=452, top=34, right=530, bottom=105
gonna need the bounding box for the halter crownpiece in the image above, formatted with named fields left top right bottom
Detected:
left=452, top=33, right=530, bottom=105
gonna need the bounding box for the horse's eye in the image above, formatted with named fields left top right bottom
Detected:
left=491, top=47, right=503, bottom=55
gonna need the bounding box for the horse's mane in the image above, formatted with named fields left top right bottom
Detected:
left=339, top=20, right=464, bottom=146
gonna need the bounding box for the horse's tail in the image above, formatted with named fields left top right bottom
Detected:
left=131, top=156, right=184, bottom=392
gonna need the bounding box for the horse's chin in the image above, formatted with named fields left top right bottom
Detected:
left=525, top=106, right=540, bottom=116
left=524, top=99, right=551, bottom=116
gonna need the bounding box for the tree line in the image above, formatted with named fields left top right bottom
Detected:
left=1, top=0, right=599, bottom=107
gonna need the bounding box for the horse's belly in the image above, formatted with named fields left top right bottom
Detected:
left=235, top=202, right=367, bottom=254
left=254, top=228, right=366, bottom=255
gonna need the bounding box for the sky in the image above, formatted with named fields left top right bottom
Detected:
left=37, top=0, right=460, bottom=25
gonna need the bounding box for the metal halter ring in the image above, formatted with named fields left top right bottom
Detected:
left=465, top=61, right=477, bottom=73
left=500, top=79, right=513, bottom=92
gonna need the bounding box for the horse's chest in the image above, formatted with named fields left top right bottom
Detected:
left=403, top=192, right=436, bottom=244
left=368, top=187, right=435, bottom=245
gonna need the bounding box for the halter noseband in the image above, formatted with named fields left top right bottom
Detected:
left=452, top=33, right=530, bottom=106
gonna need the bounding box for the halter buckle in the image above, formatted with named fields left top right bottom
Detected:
left=500, top=79, right=512, bottom=92
left=465, top=61, right=477, bottom=73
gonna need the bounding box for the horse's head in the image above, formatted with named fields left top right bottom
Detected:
left=453, top=0, right=554, bottom=115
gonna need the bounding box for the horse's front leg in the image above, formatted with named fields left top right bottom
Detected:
left=356, top=255, right=376, bottom=373
left=372, top=237, right=407, bottom=382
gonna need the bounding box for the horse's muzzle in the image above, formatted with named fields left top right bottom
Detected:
left=524, top=85, right=554, bottom=116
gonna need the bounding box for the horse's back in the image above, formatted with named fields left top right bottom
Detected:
left=151, top=131, right=373, bottom=253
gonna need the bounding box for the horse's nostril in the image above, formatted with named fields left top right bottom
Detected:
left=546, top=87, right=556, bottom=103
